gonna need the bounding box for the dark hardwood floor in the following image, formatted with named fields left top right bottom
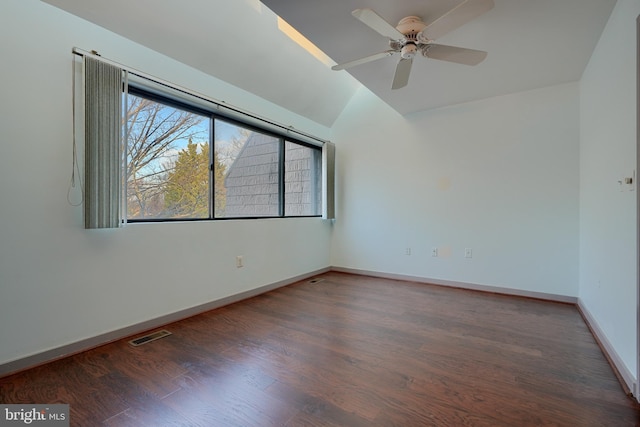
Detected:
left=1, top=272, right=639, bottom=426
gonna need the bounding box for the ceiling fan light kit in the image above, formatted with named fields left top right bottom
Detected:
left=332, top=0, right=494, bottom=90
left=400, top=43, right=417, bottom=60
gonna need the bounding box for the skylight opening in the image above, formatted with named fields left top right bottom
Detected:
left=277, top=17, right=335, bottom=68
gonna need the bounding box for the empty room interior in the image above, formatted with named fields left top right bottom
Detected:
left=2, top=0, right=640, bottom=425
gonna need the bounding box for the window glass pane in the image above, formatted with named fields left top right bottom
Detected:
left=215, top=120, right=280, bottom=218
left=285, top=141, right=322, bottom=216
left=125, top=93, right=210, bottom=220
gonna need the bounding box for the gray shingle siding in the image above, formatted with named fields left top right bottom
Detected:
left=223, top=133, right=321, bottom=217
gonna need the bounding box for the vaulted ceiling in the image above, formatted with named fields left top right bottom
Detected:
left=262, top=0, right=617, bottom=115
left=42, top=0, right=360, bottom=127
left=42, top=0, right=616, bottom=126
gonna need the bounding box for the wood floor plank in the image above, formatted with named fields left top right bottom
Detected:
left=1, top=271, right=639, bottom=426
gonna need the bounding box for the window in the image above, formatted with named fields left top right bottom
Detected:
left=126, top=91, right=210, bottom=220
left=214, top=120, right=280, bottom=218
left=284, top=141, right=322, bottom=216
left=124, top=87, right=323, bottom=221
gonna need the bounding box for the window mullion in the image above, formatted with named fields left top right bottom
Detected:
left=279, top=138, right=285, bottom=217
left=209, top=117, right=215, bottom=219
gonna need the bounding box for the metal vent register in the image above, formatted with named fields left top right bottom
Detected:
left=129, top=329, right=172, bottom=346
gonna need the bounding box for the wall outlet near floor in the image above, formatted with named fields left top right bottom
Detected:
left=465, top=248, right=473, bottom=258
left=431, top=247, right=438, bottom=257
left=236, top=255, right=244, bottom=268
left=619, top=171, right=635, bottom=192
left=405, top=247, right=411, bottom=256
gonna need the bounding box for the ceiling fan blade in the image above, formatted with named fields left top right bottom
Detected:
left=423, top=0, right=494, bottom=40
left=332, top=50, right=396, bottom=71
left=352, top=8, right=405, bottom=40
left=391, top=58, right=413, bottom=90
left=424, top=44, right=487, bottom=65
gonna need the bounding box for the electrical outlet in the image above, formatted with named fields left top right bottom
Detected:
left=465, top=248, right=473, bottom=258
left=619, top=172, right=635, bottom=191
left=236, top=255, right=244, bottom=268
left=405, top=247, right=411, bottom=255
left=431, top=247, right=438, bottom=257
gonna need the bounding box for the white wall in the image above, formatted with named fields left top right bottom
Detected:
left=0, top=0, right=332, bottom=366
left=331, top=82, right=580, bottom=297
left=579, top=0, right=640, bottom=389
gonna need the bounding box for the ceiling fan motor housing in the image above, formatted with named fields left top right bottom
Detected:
left=396, top=16, right=427, bottom=35
left=395, top=16, right=428, bottom=59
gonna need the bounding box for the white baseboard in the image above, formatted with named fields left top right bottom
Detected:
left=330, top=266, right=578, bottom=304
left=577, top=298, right=637, bottom=398
left=0, top=267, right=330, bottom=378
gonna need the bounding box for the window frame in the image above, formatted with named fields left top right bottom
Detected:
left=125, top=85, right=323, bottom=223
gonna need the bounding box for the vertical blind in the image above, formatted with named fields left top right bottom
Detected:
left=323, top=141, right=336, bottom=220
left=83, top=57, right=124, bottom=229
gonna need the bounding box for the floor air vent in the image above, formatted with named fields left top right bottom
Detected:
left=129, top=329, right=172, bottom=347
left=308, top=278, right=325, bottom=284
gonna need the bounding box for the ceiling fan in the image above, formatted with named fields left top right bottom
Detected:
left=332, top=0, right=494, bottom=90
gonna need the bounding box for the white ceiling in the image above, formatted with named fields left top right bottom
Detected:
left=261, top=0, right=617, bottom=115
left=42, top=0, right=616, bottom=124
